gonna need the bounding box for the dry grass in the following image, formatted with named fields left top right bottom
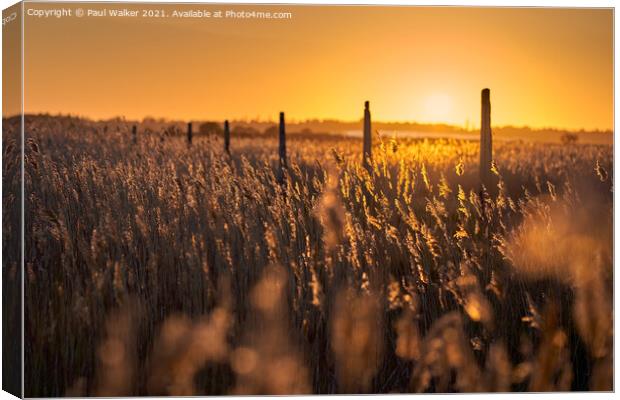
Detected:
left=3, top=115, right=613, bottom=395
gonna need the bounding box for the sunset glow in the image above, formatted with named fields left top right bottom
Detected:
left=424, top=93, right=454, bottom=123
left=20, top=4, right=613, bottom=130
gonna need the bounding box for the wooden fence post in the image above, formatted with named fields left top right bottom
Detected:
left=224, top=120, right=230, bottom=155
left=187, top=122, right=193, bottom=145
left=278, top=112, right=287, bottom=183
left=363, top=100, right=372, bottom=167
left=480, top=89, right=492, bottom=187
left=131, top=125, right=137, bottom=144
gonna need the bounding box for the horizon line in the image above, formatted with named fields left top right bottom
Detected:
left=8, top=112, right=614, bottom=133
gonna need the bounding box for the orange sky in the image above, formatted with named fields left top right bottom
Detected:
left=20, top=4, right=613, bottom=130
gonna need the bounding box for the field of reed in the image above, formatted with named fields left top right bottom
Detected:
left=3, top=115, right=613, bottom=396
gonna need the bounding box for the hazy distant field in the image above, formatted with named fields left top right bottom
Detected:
left=3, top=115, right=613, bottom=396
left=343, top=129, right=613, bottom=145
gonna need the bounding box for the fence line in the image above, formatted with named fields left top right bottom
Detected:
left=132, top=89, right=493, bottom=187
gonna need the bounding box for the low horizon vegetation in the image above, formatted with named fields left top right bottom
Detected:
left=12, top=113, right=614, bottom=140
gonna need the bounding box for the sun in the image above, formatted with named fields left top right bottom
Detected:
left=423, top=93, right=454, bottom=123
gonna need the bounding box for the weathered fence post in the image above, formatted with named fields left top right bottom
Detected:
left=278, top=112, right=287, bottom=184
left=363, top=100, right=372, bottom=167
left=131, top=125, right=137, bottom=144
left=224, top=120, right=230, bottom=155
left=187, top=122, right=193, bottom=145
left=480, top=89, right=492, bottom=187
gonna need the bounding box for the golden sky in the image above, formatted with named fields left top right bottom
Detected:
left=21, top=4, right=613, bottom=130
